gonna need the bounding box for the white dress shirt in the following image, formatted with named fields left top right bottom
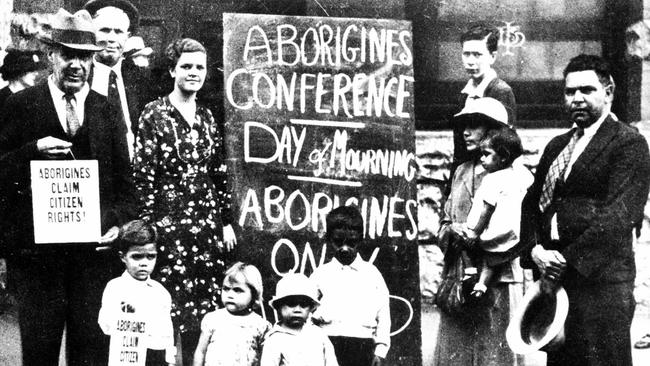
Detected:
left=48, top=76, right=89, bottom=134
left=310, top=255, right=391, bottom=358
left=91, top=58, right=134, bottom=158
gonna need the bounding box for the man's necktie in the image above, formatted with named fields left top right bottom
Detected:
left=538, top=127, right=584, bottom=212
left=108, top=70, right=123, bottom=116
left=64, top=94, right=80, bottom=137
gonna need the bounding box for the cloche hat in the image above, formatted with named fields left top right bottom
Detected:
left=269, top=273, right=320, bottom=309
left=0, top=49, right=47, bottom=80
left=38, top=9, right=102, bottom=52
left=454, top=97, right=511, bottom=130
left=506, top=280, right=569, bottom=354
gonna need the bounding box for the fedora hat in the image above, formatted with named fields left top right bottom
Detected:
left=83, top=0, right=140, bottom=32
left=0, top=49, right=47, bottom=80
left=269, top=273, right=320, bottom=309
left=123, top=36, right=153, bottom=58
left=39, top=9, right=103, bottom=52
left=506, top=280, right=569, bottom=354
left=454, top=97, right=511, bottom=130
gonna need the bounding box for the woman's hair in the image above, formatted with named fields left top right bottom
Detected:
left=164, top=38, right=206, bottom=69
left=116, top=219, right=158, bottom=253
left=483, top=127, right=523, bottom=166
left=223, top=262, right=264, bottom=310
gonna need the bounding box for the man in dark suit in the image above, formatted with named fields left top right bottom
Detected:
left=83, top=0, right=150, bottom=159
left=0, top=9, right=135, bottom=366
left=520, top=54, right=650, bottom=365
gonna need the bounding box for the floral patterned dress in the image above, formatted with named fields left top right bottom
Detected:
left=133, top=96, right=232, bottom=333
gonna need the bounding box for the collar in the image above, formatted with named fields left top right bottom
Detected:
left=331, top=254, right=363, bottom=271
left=48, top=75, right=90, bottom=101
left=120, top=270, right=154, bottom=287
left=572, top=109, right=610, bottom=139
left=461, top=68, right=497, bottom=98
left=93, top=57, right=123, bottom=77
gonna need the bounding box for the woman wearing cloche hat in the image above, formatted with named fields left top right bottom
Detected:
left=0, top=48, right=48, bottom=110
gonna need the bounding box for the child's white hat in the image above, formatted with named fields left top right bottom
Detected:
left=269, top=273, right=320, bottom=309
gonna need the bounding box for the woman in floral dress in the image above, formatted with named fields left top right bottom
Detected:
left=133, top=38, right=237, bottom=366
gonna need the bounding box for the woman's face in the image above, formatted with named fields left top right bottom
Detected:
left=463, top=125, right=488, bottom=152
left=170, top=51, right=207, bottom=94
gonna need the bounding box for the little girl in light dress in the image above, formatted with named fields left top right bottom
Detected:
left=193, top=262, right=271, bottom=366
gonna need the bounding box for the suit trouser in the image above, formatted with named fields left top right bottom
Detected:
left=546, top=280, right=635, bottom=366
left=7, top=248, right=120, bottom=366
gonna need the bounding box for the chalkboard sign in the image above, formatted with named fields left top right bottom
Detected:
left=223, top=13, right=420, bottom=365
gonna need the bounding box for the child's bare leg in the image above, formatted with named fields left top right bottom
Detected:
left=472, top=258, right=493, bottom=297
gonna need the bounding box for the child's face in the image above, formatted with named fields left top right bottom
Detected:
left=120, top=243, right=157, bottom=281
left=221, top=273, right=254, bottom=315
left=462, top=38, right=496, bottom=81
left=278, top=296, right=314, bottom=329
left=480, top=141, right=506, bottom=172
left=329, top=227, right=361, bottom=265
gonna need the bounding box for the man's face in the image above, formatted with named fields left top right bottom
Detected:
left=462, top=38, right=496, bottom=81
left=93, top=8, right=130, bottom=66
left=564, top=70, right=612, bottom=128
left=49, top=47, right=93, bottom=94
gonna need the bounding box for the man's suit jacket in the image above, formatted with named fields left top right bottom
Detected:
left=0, top=80, right=136, bottom=252
left=520, top=116, right=650, bottom=283
left=89, top=59, right=153, bottom=135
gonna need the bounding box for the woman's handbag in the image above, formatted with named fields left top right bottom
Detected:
left=435, top=246, right=477, bottom=315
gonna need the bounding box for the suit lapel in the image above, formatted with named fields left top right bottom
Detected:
left=35, top=82, right=67, bottom=136
left=566, top=117, right=618, bottom=184
left=85, top=90, right=102, bottom=159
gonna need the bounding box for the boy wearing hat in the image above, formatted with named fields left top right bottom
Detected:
left=310, top=206, right=390, bottom=366
left=0, top=8, right=135, bottom=366
left=261, top=273, right=339, bottom=366
left=0, top=49, right=47, bottom=109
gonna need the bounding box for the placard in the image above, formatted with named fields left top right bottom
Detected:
left=108, top=314, right=147, bottom=366
left=30, top=160, right=101, bottom=244
left=223, top=13, right=420, bottom=365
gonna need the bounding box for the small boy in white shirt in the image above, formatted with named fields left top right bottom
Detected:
left=311, top=206, right=390, bottom=366
left=98, top=220, right=176, bottom=366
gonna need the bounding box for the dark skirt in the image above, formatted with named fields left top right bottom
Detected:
left=434, top=281, right=524, bottom=366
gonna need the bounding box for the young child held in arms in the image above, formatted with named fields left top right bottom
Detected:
left=461, top=127, right=532, bottom=297
left=193, top=262, right=271, bottom=366
left=310, top=206, right=390, bottom=366
left=98, top=220, right=176, bottom=366
left=261, top=273, right=338, bottom=366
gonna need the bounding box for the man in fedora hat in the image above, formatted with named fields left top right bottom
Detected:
left=0, top=8, right=135, bottom=366
left=520, top=54, right=650, bottom=365
left=83, top=0, right=150, bottom=159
